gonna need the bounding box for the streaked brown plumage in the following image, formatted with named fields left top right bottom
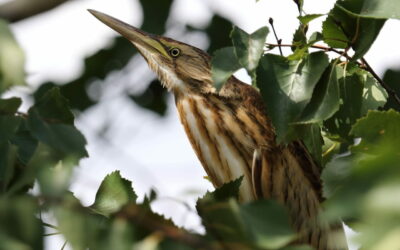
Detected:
left=89, top=10, right=348, bottom=250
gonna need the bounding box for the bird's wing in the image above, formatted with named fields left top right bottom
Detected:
left=288, top=141, right=323, bottom=201
left=251, top=142, right=323, bottom=202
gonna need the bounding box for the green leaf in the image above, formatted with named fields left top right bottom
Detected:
left=0, top=142, right=17, bottom=193
left=196, top=179, right=247, bottom=244
left=257, top=52, right=329, bottom=142
left=27, top=109, right=88, bottom=160
left=324, top=73, right=364, bottom=143
left=298, top=64, right=341, bottom=123
left=0, top=97, right=22, bottom=114
left=323, top=111, right=400, bottom=226
left=55, top=194, right=108, bottom=250
left=289, top=24, right=308, bottom=59
left=9, top=121, right=38, bottom=165
left=298, top=14, right=324, bottom=25
left=350, top=109, right=400, bottom=151
left=382, top=68, right=400, bottom=111
left=0, top=20, right=26, bottom=93
left=91, top=171, right=137, bottom=216
left=197, top=198, right=247, bottom=245
left=361, top=73, right=388, bottom=114
left=322, top=3, right=385, bottom=60
left=0, top=196, right=43, bottom=250
left=321, top=154, right=353, bottom=198
left=0, top=115, right=21, bottom=142
left=240, top=200, right=294, bottom=249
left=197, top=178, right=295, bottom=249
left=95, top=218, right=136, bottom=250
left=336, top=0, right=400, bottom=20
left=197, top=177, right=243, bottom=204
left=37, top=159, right=75, bottom=197
left=1, top=120, right=38, bottom=194
left=293, top=0, right=304, bottom=13
left=324, top=65, right=388, bottom=144
left=231, top=26, right=269, bottom=74
left=301, top=124, right=324, bottom=165
left=34, top=87, right=74, bottom=125
left=292, top=24, right=307, bottom=47
left=321, top=15, right=349, bottom=49
left=211, top=47, right=242, bottom=90
left=323, top=144, right=400, bottom=226
left=197, top=197, right=294, bottom=248
left=287, top=47, right=308, bottom=61
left=308, top=32, right=324, bottom=45
left=321, top=136, right=340, bottom=166
left=8, top=143, right=59, bottom=195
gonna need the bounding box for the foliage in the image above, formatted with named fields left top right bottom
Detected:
left=0, top=19, right=25, bottom=92
left=0, top=0, right=400, bottom=249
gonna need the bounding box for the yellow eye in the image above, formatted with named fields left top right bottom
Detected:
left=169, top=48, right=181, bottom=57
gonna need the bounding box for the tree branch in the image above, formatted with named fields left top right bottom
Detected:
left=266, top=43, right=354, bottom=61
left=116, top=204, right=219, bottom=250
left=0, top=0, right=71, bottom=23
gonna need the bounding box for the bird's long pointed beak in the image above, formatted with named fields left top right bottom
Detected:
left=88, top=9, right=169, bottom=58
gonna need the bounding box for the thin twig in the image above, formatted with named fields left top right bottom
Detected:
left=266, top=43, right=354, bottom=61
left=61, top=241, right=67, bottom=250
left=268, top=18, right=283, bottom=56
left=42, top=222, right=59, bottom=230
left=44, top=232, right=61, bottom=237
left=361, top=58, right=400, bottom=106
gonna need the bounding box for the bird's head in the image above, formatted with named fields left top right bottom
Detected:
left=89, top=10, right=214, bottom=94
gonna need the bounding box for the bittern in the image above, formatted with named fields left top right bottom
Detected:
left=89, top=10, right=348, bottom=250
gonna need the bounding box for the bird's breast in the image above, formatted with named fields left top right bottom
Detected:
left=175, top=94, right=260, bottom=201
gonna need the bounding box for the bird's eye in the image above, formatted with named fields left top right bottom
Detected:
left=169, top=48, right=181, bottom=57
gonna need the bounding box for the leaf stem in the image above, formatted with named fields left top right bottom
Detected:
left=42, top=222, right=59, bottom=230
left=268, top=18, right=283, bottom=56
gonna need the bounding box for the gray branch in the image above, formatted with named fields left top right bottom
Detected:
left=0, top=0, right=71, bottom=23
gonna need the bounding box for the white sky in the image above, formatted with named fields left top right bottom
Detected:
left=5, top=0, right=400, bottom=249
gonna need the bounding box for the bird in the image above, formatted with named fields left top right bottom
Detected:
left=89, top=9, right=348, bottom=250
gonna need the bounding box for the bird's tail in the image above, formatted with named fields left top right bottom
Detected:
left=252, top=146, right=348, bottom=250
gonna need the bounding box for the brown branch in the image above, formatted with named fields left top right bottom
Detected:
left=361, top=58, right=400, bottom=106
left=116, top=204, right=219, bottom=250
left=266, top=43, right=354, bottom=61
left=0, top=0, right=71, bottom=23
